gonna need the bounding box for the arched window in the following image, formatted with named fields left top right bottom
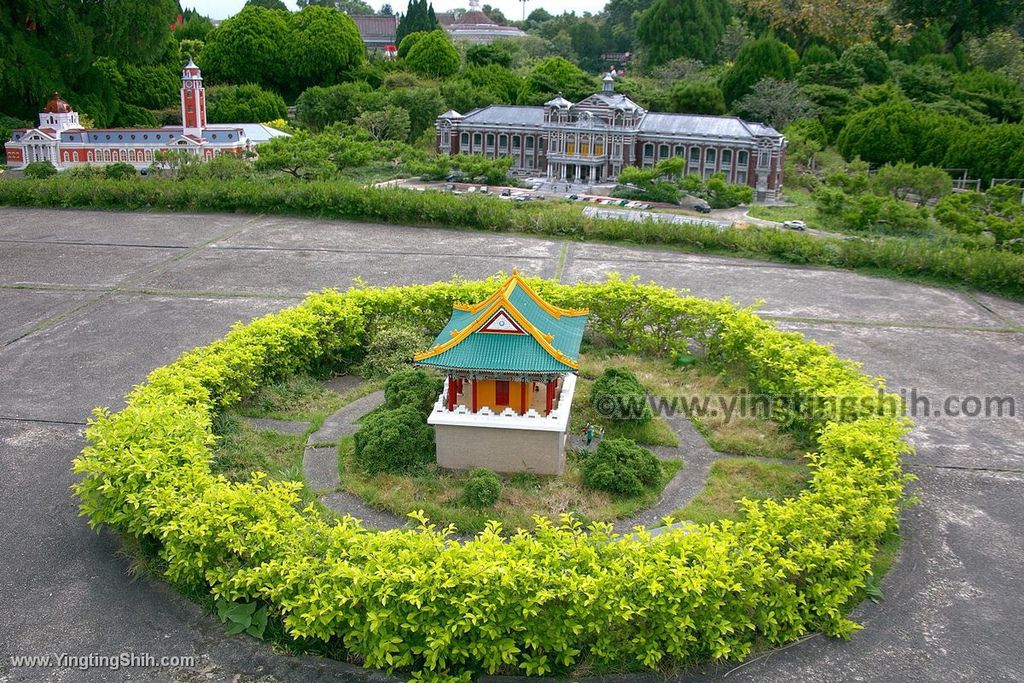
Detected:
left=737, top=150, right=748, bottom=166
left=461, top=132, right=469, bottom=147
left=643, top=143, right=654, bottom=159
left=659, top=144, right=669, bottom=158
left=674, top=145, right=684, bottom=157
left=689, top=147, right=701, bottom=163
left=721, top=149, right=733, bottom=166
left=706, top=149, right=717, bottom=166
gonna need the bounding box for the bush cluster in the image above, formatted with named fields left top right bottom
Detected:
left=383, top=368, right=442, bottom=415
left=581, top=438, right=660, bottom=497
left=590, top=367, right=653, bottom=424
left=2, top=176, right=1021, bottom=297
left=463, top=468, right=502, bottom=508
left=353, top=403, right=435, bottom=475
left=70, top=276, right=912, bottom=678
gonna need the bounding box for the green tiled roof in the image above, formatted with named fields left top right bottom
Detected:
left=414, top=275, right=587, bottom=374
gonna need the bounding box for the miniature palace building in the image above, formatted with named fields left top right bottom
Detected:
left=413, top=273, right=588, bottom=475
left=4, top=59, right=288, bottom=171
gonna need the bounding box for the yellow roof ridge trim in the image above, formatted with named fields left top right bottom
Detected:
left=413, top=292, right=579, bottom=369
left=451, top=273, right=588, bottom=317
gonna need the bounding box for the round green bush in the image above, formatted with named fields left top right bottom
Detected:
left=104, top=162, right=137, bottom=180
left=23, top=161, right=57, bottom=179
left=463, top=468, right=502, bottom=508
left=358, top=318, right=432, bottom=379
left=383, top=368, right=442, bottom=415
left=352, top=404, right=434, bottom=474
left=581, top=438, right=660, bottom=497
left=590, top=366, right=653, bottom=424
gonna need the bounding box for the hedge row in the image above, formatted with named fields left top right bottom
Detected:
left=72, top=276, right=913, bottom=678
left=2, top=176, right=1024, bottom=298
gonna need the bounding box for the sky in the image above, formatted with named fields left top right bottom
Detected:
left=180, top=0, right=603, bottom=22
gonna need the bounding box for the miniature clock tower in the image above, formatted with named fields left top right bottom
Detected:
left=180, top=57, right=206, bottom=137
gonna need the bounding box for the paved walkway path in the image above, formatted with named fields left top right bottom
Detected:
left=1, top=207, right=1021, bottom=682
left=286, top=382, right=772, bottom=536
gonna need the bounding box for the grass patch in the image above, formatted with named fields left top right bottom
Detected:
left=571, top=352, right=680, bottom=448
left=672, top=457, right=810, bottom=525
left=573, top=350, right=804, bottom=459
left=234, top=372, right=381, bottom=428
left=210, top=414, right=317, bottom=506
left=337, top=435, right=682, bottom=534
left=747, top=187, right=822, bottom=227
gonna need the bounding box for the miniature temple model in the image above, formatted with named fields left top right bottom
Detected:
left=414, top=272, right=588, bottom=475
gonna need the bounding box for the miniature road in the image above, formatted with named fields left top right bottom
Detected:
left=1, top=208, right=1022, bottom=682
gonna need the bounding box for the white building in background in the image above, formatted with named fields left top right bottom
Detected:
left=4, top=59, right=288, bottom=171
left=437, top=75, right=787, bottom=201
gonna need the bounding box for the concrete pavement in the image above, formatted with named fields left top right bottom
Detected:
left=1, top=208, right=1021, bottom=682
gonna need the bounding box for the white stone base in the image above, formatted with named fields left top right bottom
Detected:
left=428, top=374, right=577, bottom=475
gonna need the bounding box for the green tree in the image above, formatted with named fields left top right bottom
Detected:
left=873, top=162, right=953, bottom=206
left=298, top=0, right=374, bottom=12
left=636, top=0, right=732, bottom=66
left=175, top=13, right=215, bottom=41
left=246, top=0, right=289, bottom=10
left=383, top=369, right=442, bottom=415
left=104, top=162, right=138, bottom=180
left=295, top=82, right=384, bottom=130
left=799, top=44, right=836, bottom=68
left=581, top=438, right=660, bottom=497
left=396, top=0, right=439, bottom=44
left=893, top=0, right=1020, bottom=50
left=200, top=6, right=291, bottom=91
left=23, top=161, right=58, bottom=179
left=894, top=63, right=952, bottom=103
left=254, top=133, right=335, bottom=179
left=405, top=30, right=459, bottom=78
left=836, top=100, right=925, bottom=165
left=669, top=81, right=726, bottom=115
left=288, top=6, right=364, bottom=91
left=353, top=404, right=434, bottom=474
left=463, top=469, right=502, bottom=508
left=466, top=43, right=514, bottom=69
left=206, top=84, right=288, bottom=123
left=840, top=43, right=890, bottom=84
left=952, top=68, right=1024, bottom=123
left=397, top=31, right=427, bottom=59
left=388, top=86, right=446, bottom=141
left=797, top=61, right=863, bottom=90
left=721, top=36, right=797, bottom=105
left=523, top=57, right=596, bottom=103
left=734, top=78, right=816, bottom=131
left=355, top=105, right=411, bottom=141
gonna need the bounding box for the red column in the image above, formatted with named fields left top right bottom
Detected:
left=447, top=376, right=456, bottom=411
left=545, top=379, right=555, bottom=413
left=520, top=381, right=528, bottom=415
left=472, top=378, right=478, bottom=413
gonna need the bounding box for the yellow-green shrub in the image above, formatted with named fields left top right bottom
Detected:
left=72, top=276, right=912, bottom=678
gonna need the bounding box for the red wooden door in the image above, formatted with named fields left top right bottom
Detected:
left=495, top=380, right=510, bottom=406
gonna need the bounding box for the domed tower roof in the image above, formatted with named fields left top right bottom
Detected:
left=43, top=92, right=73, bottom=114
left=544, top=93, right=573, bottom=108
left=182, top=57, right=202, bottom=78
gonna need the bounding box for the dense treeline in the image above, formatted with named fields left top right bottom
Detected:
left=2, top=176, right=1023, bottom=298
left=4, top=0, right=1024, bottom=183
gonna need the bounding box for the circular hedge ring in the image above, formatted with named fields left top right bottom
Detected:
left=73, top=276, right=912, bottom=679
